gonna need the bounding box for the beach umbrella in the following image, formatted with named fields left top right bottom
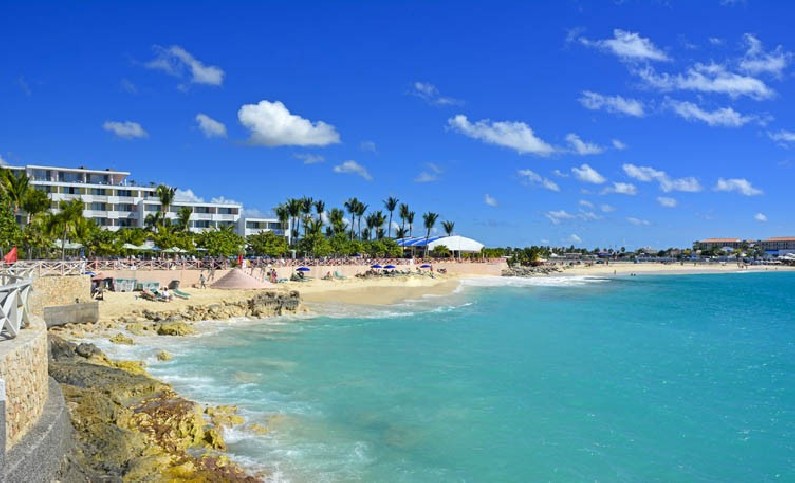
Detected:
left=84, top=271, right=97, bottom=277
left=296, top=266, right=310, bottom=272
left=384, top=264, right=396, bottom=269
left=419, top=264, right=432, bottom=268
left=371, top=264, right=382, bottom=269
left=122, top=243, right=140, bottom=250
left=91, top=272, right=105, bottom=282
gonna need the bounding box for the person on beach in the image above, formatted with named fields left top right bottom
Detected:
left=199, top=272, right=207, bottom=289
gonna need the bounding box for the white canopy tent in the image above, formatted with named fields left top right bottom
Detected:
left=427, top=235, right=484, bottom=253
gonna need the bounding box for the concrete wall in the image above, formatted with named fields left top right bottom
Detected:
left=43, top=303, right=99, bottom=328
left=29, top=275, right=90, bottom=317
left=0, top=317, right=49, bottom=448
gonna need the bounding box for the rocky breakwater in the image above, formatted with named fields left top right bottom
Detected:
left=49, top=335, right=260, bottom=481
left=126, top=290, right=302, bottom=325
left=502, top=265, right=566, bottom=276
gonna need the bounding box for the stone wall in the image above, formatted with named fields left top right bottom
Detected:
left=0, top=317, right=49, bottom=448
left=2, top=377, right=70, bottom=482
left=29, top=275, right=90, bottom=317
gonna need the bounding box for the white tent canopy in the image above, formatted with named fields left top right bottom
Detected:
left=427, top=235, right=484, bottom=253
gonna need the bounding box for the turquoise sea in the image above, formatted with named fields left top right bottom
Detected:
left=107, top=272, right=795, bottom=481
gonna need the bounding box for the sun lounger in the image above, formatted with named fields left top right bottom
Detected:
left=173, top=288, right=191, bottom=300
left=334, top=271, right=347, bottom=280
left=138, top=289, right=157, bottom=301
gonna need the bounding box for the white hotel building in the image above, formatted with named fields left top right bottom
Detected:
left=5, top=164, right=284, bottom=238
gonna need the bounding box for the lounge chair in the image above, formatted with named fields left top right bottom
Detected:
left=138, top=289, right=157, bottom=301
left=173, top=288, right=191, bottom=300
left=334, top=271, right=347, bottom=280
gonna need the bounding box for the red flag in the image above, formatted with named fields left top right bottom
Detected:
left=3, top=247, right=17, bottom=265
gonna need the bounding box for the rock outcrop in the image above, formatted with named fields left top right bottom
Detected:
left=49, top=336, right=260, bottom=481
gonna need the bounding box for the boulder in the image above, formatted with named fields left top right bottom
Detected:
left=157, top=322, right=196, bottom=337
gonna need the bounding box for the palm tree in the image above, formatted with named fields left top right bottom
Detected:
left=22, top=189, right=51, bottom=224
left=355, top=202, right=367, bottom=240
left=1, top=169, right=30, bottom=218
left=442, top=220, right=455, bottom=236
left=407, top=211, right=415, bottom=238
left=422, top=212, right=439, bottom=257
left=373, top=211, right=386, bottom=239
left=398, top=203, right=410, bottom=237
left=344, top=197, right=359, bottom=240
left=328, top=208, right=346, bottom=235
left=177, top=206, right=193, bottom=231
left=156, top=184, right=176, bottom=227
left=144, top=211, right=165, bottom=232
left=383, top=196, right=399, bottom=238
left=274, top=203, right=290, bottom=239
left=48, top=198, right=86, bottom=261
left=314, top=199, right=325, bottom=219
left=287, top=198, right=302, bottom=245
left=395, top=227, right=408, bottom=239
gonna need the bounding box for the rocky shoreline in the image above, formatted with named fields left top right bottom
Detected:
left=49, top=290, right=304, bottom=481
left=501, top=265, right=566, bottom=276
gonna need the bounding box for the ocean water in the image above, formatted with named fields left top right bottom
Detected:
left=114, top=272, right=794, bottom=481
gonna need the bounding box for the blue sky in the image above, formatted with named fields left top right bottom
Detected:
left=1, top=1, right=793, bottom=249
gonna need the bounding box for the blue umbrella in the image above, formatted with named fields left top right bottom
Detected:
left=384, top=264, right=396, bottom=269
left=420, top=264, right=432, bottom=268
left=371, top=264, right=382, bottom=269
left=83, top=271, right=97, bottom=276
left=297, top=267, right=310, bottom=272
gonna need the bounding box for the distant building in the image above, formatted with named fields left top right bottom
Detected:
left=693, top=238, right=746, bottom=251
left=4, top=164, right=283, bottom=238
left=760, top=236, right=795, bottom=256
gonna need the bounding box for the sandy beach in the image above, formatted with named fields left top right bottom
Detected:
left=93, top=262, right=795, bottom=322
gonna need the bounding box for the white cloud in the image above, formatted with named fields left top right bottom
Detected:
left=579, top=199, right=594, bottom=208
left=579, top=90, right=645, bottom=117
left=238, top=100, right=340, bottom=146
left=636, top=63, right=774, bottom=100
left=411, top=82, right=463, bottom=106
left=120, top=79, right=137, bottom=94
left=714, top=177, right=763, bottom=196
left=210, top=196, right=241, bottom=205
left=709, top=37, right=724, bottom=46
left=600, top=204, right=615, bottom=213
left=768, top=129, right=795, bottom=143
left=740, top=33, right=792, bottom=78
left=359, top=140, right=377, bottom=153
left=754, top=212, right=768, bottom=222
left=667, top=100, right=754, bottom=127
left=579, top=210, right=601, bottom=221
left=448, top=115, right=555, bottom=155
left=580, top=29, right=670, bottom=62
left=603, top=182, right=638, bottom=195
left=415, top=163, right=442, bottom=183
left=517, top=169, right=560, bottom=191
left=195, top=113, right=227, bottom=138
left=103, top=121, right=147, bottom=139
left=546, top=210, right=575, bottom=225
left=174, top=189, right=204, bottom=203
left=657, top=196, right=677, bottom=208
left=622, top=163, right=702, bottom=193
left=571, top=163, right=606, bottom=184
left=612, top=139, right=627, bottom=151
left=484, top=194, right=498, bottom=207
left=242, top=208, right=269, bottom=218
left=0, top=154, right=6, bottom=165
left=566, top=133, right=604, bottom=155
left=146, top=45, right=224, bottom=86
left=627, top=217, right=651, bottom=226
left=333, top=160, right=372, bottom=181
left=293, top=153, right=325, bottom=164
left=565, top=233, right=583, bottom=245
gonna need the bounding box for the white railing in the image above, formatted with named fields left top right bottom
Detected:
left=0, top=270, right=32, bottom=339
left=7, top=261, right=86, bottom=276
